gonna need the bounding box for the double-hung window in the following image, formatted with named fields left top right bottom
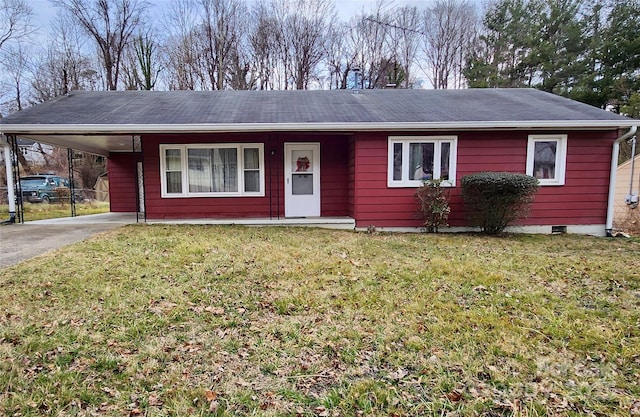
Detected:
left=526, top=135, right=567, bottom=186
left=160, top=144, right=265, bottom=197
left=388, top=136, right=457, bottom=187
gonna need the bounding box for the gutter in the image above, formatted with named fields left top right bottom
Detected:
left=606, top=125, right=638, bottom=236
left=0, top=120, right=635, bottom=135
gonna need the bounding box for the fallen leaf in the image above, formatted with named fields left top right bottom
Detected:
left=101, top=386, right=118, bottom=397
left=204, top=390, right=217, bottom=401
left=205, top=306, right=225, bottom=315
left=148, top=393, right=163, bottom=406
left=236, top=378, right=250, bottom=387
left=446, top=390, right=462, bottom=402
left=389, top=367, right=408, bottom=381
left=314, top=406, right=330, bottom=416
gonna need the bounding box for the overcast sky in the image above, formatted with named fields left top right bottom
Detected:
left=29, top=0, right=434, bottom=38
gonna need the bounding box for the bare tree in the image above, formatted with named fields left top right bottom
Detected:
left=0, top=0, right=33, bottom=114
left=0, top=43, right=28, bottom=113
left=160, top=0, right=202, bottom=90
left=249, top=0, right=294, bottom=90
left=51, top=0, right=149, bottom=90
left=421, top=0, right=478, bottom=89
left=248, top=1, right=279, bottom=90
left=348, top=2, right=393, bottom=89
left=269, top=0, right=293, bottom=89
left=389, top=6, right=421, bottom=88
left=325, top=21, right=350, bottom=89
left=0, top=0, right=33, bottom=51
left=198, top=0, right=246, bottom=90
left=30, top=12, right=98, bottom=102
left=226, top=30, right=255, bottom=90
left=161, top=0, right=249, bottom=91
left=247, top=0, right=335, bottom=90
left=285, top=0, right=335, bottom=89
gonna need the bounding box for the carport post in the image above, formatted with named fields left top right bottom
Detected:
left=133, top=135, right=145, bottom=223
left=1, top=134, right=22, bottom=223
left=67, top=148, right=76, bottom=217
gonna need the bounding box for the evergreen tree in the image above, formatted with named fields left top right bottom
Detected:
left=467, top=0, right=640, bottom=113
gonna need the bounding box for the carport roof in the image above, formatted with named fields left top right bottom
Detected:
left=1, top=88, right=636, bottom=155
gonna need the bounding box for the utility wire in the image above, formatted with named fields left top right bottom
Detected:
left=363, top=17, right=425, bottom=35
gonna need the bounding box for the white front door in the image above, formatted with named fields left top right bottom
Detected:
left=284, top=143, right=320, bottom=217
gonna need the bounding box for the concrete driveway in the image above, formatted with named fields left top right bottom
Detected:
left=0, top=213, right=137, bottom=268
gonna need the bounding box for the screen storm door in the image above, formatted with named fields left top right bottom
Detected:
left=284, top=143, right=320, bottom=217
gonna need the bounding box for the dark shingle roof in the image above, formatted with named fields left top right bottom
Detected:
left=1, top=88, right=634, bottom=129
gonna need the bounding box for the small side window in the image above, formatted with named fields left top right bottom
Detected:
left=526, top=135, right=567, bottom=186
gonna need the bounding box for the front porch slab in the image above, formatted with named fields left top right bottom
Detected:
left=145, top=216, right=356, bottom=230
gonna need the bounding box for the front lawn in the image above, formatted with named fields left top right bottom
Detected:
left=0, top=201, right=110, bottom=221
left=0, top=226, right=638, bottom=416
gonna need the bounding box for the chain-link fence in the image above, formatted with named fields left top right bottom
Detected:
left=0, top=186, right=105, bottom=205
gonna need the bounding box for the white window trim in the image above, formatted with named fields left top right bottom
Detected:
left=387, top=136, right=458, bottom=188
left=526, top=134, right=567, bottom=186
left=160, top=143, right=265, bottom=198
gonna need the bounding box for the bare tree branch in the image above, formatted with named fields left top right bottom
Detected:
left=51, top=0, right=149, bottom=90
left=421, top=0, right=477, bottom=89
left=0, top=0, right=33, bottom=51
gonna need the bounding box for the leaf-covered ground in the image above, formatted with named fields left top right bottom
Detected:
left=0, top=202, right=110, bottom=222
left=0, top=225, right=639, bottom=416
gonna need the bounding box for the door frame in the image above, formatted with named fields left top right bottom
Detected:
left=284, top=142, right=321, bottom=217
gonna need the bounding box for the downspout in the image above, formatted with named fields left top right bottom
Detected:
left=627, top=136, right=637, bottom=207
left=606, top=125, right=638, bottom=236
left=1, top=134, right=16, bottom=224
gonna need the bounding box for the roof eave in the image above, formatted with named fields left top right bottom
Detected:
left=1, top=120, right=636, bottom=135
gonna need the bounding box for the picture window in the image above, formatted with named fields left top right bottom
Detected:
left=160, top=144, right=264, bottom=197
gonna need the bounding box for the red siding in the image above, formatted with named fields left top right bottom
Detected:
left=348, top=137, right=356, bottom=218
left=320, top=136, right=350, bottom=216
left=107, top=152, right=138, bottom=212
left=352, top=130, right=618, bottom=228
left=138, top=133, right=350, bottom=219
left=108, top=129, right=617, bottom=229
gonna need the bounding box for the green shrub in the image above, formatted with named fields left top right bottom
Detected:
left=461, top=172, right=539, bottom=235
left=416, top=179, right=451, bottom=233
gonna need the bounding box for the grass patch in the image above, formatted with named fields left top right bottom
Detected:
left=0, top=201, right=110, bottom=221
left=0, top=226, right=639, bottom=416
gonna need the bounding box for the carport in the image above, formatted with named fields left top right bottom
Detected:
left=1, top=130, right=143, bottom=225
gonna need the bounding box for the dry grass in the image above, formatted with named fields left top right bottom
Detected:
left=0, top=226, right=639, bottom=416
left=615, top=206, right=640, bottom=236
left=0, top=201, right=110, bottom=222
